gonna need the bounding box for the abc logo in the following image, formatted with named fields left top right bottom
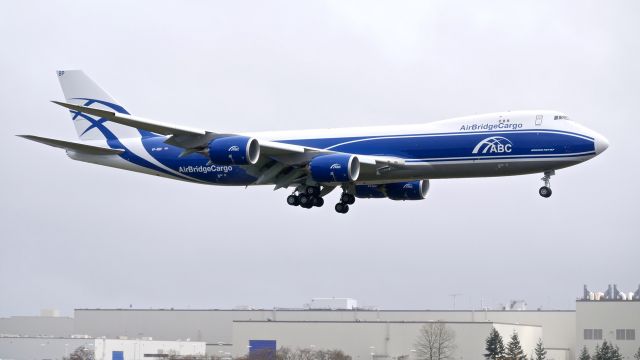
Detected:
left=472, top=136, right=513, bottom=154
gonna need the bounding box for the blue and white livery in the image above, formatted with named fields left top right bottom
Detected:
left=20, top=70, right=609, bottom=213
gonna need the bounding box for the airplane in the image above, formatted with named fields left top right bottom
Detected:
left=19, top=70, right=609, bottom=214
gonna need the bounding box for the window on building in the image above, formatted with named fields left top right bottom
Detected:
left=626, top=329, right=635, bottom=340
left=615, top=329, right=636, bottom=340
left=584, top=329, right=593, bottom=340
left=594, top=329, right=603, bottom=340
left=584, top=329, right=603, bottom=340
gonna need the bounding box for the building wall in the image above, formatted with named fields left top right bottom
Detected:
left=93, top=339, right=206, bottom=360
left=231, top=321, right=542, bottom=360
left=74, top=309, right=273, bottom=344
left=0, top=337, right=93, bottom=360
left=0, top=316, right=74, bottom=337
left=74, top=309, right=574, bottom=355
left=0, top=337, right=206, bottom=360
left=576, top=301, right=640, bottom=359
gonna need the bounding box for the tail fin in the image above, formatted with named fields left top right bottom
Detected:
left=57, top=70, right=141, bottom=141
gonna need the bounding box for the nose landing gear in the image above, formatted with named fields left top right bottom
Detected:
left=539, top=170, right=555, bottom=198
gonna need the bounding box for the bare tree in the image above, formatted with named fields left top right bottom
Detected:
left=68, top=346, right=95, bottom=360
left=235, top=347, right=351, bottom=360
left=415, top=323, right=457, bottom=360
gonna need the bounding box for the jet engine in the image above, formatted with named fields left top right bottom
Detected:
left=207, top=136, right=260, bottom=165
left=309, top=154, right=360, bottom=183
left=355, top=180, right=430, bottom=200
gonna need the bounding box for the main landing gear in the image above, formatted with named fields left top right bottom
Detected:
left=286, top=185, right=355, bottom=214
left=286, top=186, right=324, bottom=209
left=335, top=191, right=355, bottom=214
left=539, top=170, right=555, bottom=198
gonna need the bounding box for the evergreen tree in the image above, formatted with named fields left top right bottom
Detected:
left=578, top=346, right=591, bottom=360
left=610, top=345, right=622, bottom=360
left=504, top=332, right=526, bottom=360
left=593, top=344, right=602, bottom=360
left=594, top=341, right=617, bottom=360
left=484, top=328, right=505, bottom=360
left=634, top=347, right=640, bottom=360
left=533, top=338, right=546, bottom=360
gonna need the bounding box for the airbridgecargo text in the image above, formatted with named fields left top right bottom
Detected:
left=179, top=165, right=233, bottom=174
left=460, top=123, right=523, bottom=131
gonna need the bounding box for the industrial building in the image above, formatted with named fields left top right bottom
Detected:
left=1, top=285, right=639, bottom=360
left=71, top=307, right=576, bottom=358
left=0, top=337, right=206, bottom=360
left=233, top=320, right=542, bottom=360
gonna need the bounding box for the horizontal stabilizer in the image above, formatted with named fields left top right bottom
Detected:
left=18, top=135, right=124, bottom=155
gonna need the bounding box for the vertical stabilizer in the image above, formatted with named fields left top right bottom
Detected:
left=56, top=70, right=141, bottom=141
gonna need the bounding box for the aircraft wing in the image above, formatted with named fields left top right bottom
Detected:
left=52, top=101, right=310, bottom=156
left=52, top=101, right=408, bottom=188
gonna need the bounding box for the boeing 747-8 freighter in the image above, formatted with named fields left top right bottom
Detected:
left=20, top=70, right=609, bottom=213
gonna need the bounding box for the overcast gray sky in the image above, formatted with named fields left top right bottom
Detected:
left=1, top=0, right=638, bottom=317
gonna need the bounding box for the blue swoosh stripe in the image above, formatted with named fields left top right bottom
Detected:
left=70, top=99, right=188, bottom=179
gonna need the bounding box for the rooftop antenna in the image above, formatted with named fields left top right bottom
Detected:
left=449, top=293, right=463, bottom=310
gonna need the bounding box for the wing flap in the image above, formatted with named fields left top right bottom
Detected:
left=18, top=135, right=124, bottom=155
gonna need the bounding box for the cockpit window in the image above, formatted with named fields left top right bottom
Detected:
left=554, top=115, right=570, bottom=120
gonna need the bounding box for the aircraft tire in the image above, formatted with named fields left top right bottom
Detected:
left=335, top=203, right=349, bottom=214
left=299, top=194, right=312, bottom=206
left=306, top=186, right=320, bottom=196
left=287, top=195, right=299, bottom=206
left=539, top=186, right=552, bottom=198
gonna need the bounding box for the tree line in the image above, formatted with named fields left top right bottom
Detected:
left=577, top=342, right=640, bottom=360
left=484, top=328, right=546, bottom=360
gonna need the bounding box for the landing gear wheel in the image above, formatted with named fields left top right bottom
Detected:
left=287, top=194, right=299, bottom=206
left=539, top=170, right=555, bottom=198
left=299, top=194, right=313, bottom=208
left=340, top=193, right=355, bottom=205
left=335, top=203, right=349, bottom=214
left=314, top=197, right=324, bottom=207
left=306, top=186, right=320, bottom=196
left=539, top=186, right=552, bottom=198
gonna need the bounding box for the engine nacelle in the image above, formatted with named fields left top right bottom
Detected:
left=385, top=180, right=429, bottom=200
left=207, top=136, right=260, bottom=165
left=309, top=154, right=360, bottom=183
left=355, top=180, right=430, bottom=200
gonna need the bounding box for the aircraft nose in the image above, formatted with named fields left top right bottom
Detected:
left=594, top=133, right=610, bottom=155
